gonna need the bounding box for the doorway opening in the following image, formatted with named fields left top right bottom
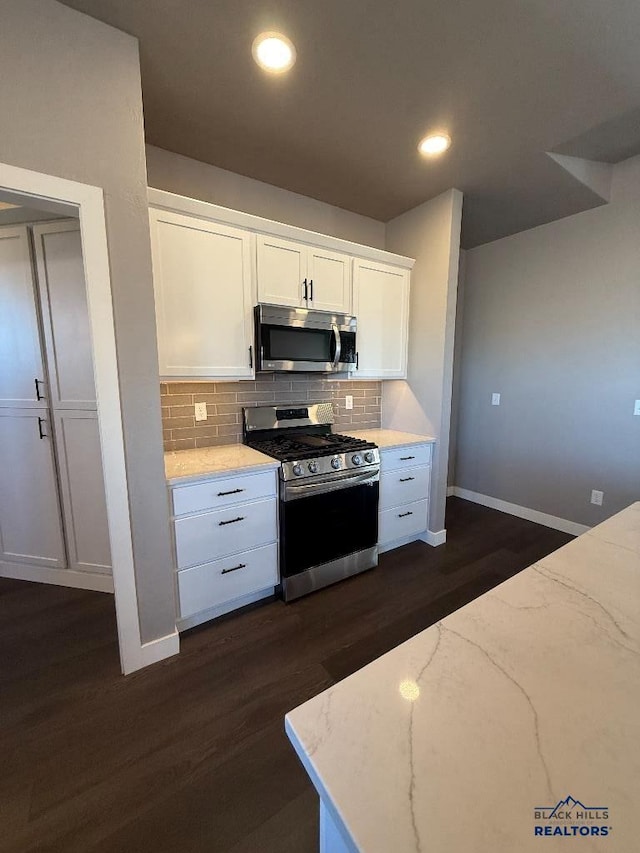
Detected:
left=0, top=162, right=179, bottom=674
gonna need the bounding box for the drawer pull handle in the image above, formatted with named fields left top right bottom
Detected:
left=217, top=488, right=244, bottom=496
left=219, top=516, right=245, bottom=526
left=221, top=563, right=246, bottom=575
left=399, top=455, right=415, bottom=461
left=399, top=477, right=415, bottom=482
left=398, top=511, right=413, bottom=518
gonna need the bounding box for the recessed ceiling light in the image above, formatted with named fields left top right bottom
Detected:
left=418, top=133, right=451, bottom=156
left=252, top=32, right=296, bottom=73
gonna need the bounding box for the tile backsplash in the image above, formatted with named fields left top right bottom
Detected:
left=161, top=374, right=382, bottom=452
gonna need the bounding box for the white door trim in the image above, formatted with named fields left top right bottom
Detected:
left=0, top=161, right=179, bottom=674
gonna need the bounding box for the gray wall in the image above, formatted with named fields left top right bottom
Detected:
left=382, top=189, right=464, bottom=533
left=448, top=249, right=466, bottom=486
left=455, top=154, right=640, bottom=526
left=146, top=145, right=386, bottom=249
left=0, top=0, right=175, bottom=642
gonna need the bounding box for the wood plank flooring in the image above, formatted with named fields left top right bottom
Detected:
left=0, top=498, right=573, bottom=852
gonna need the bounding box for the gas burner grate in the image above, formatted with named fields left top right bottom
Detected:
left=247, top=432, right=376, bottom=463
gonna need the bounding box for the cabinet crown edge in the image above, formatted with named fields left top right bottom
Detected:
left=148, top=187, right=415, bottom=271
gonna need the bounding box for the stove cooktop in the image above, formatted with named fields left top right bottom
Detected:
left=247, top=432, right=376, bottom=463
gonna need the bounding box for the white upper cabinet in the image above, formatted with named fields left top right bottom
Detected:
left=257, top=234, right=352, bottom=314
left=256, top=235, right=307, bottom=308
left=0, top=226, right=46, bottom=407
left=146, top=188, right=414, bottom=381
left=352, top=259, right=410, bottom=379
left=150, top=208, right=255, bottom=379
left=306, top=246, right=352, bottom=314
left=32, top=221, right=96, bottom=409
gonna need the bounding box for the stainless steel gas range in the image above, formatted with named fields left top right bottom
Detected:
left=243, top=403, right=380, bottom=601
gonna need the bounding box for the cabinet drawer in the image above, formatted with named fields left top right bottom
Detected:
left=178, top=542, right=278, bottom=618
left=381, top=443, right=431, bottom=472
left=379, top=499, right=428, bottom=545
left=171, top=469, right=276, bottom=517
left=380, top=465, right=430, bottom=510
left=174, top=498, right=277, bottom=569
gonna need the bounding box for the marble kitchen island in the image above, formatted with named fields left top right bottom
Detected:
left=286, top=503, right=640, bottom=852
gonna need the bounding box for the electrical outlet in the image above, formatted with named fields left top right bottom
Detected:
left=345, top=395, right=354, bottom=410
left=590, top=489, right=604, bottom=506
left=491, top=392, right=501, bottom=406
left=194, top=402, right=207, bottom=422
left=634, top=400, right=640, bottom=416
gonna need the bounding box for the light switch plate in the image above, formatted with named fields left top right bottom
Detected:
left=634, top=400, right=640, bottom=416
left=590, top=489, right=604, bottom=506
left=194, top=402, right=207, bottom=422
left=345, top=395, right=354, bottom=410
left=491, top=393, right=501, bottom=406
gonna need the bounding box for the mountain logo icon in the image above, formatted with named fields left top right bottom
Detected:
left=547, top=795, right=588, bottom=818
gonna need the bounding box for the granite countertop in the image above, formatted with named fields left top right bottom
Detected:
left=164, top=444, right=279, bottom=485
left=344, top=428, right=436, bottom=448
left=286, top=502, right=640, bottom=852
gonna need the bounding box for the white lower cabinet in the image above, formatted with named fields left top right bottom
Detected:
left=178, top=542, right=278, bottom=619
left=378, top=443, right=433, bottom=552
left=380, top=499, right=429, bottom=545
left=174, top=497, right=277, bottom=570
left=169, top=467, right=279, bottom=628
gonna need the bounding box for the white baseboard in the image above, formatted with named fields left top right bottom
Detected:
left=446, top=486, right=455, bottom=497
left=451, top=488, right=590, bottom=537
left=0, top=561, right=114, bottom=593
left=134, top=631, right=180, bottom=672
left=421, top=529, right=447, bottom=546
left=379, top=528, right=446, bottom=553
left=379, top=532, right=424, bottom=554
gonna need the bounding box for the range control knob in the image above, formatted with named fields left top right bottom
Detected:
left=351, top=454, right=362, bottom=466
left=292, top=463, right=303, bottom=476
left=331, top=457, right=342, bottom=470
left=364, top=451, right=375, bottom=463
left=308, top=461, right=319, bottom=473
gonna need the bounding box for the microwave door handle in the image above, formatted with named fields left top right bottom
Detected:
left=332, top=324, right=341, bottom=369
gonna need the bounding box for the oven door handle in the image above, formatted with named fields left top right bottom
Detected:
left=332, top=324, right=342, bottom=370
left=283, top=467, right=379, bottom=501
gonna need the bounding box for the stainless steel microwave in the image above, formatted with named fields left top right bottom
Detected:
left=254, top=304, right=357, bottom=373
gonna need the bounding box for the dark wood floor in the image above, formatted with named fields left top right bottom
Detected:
left=0, top=498, right=572, bottom=853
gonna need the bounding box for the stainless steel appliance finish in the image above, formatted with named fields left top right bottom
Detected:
left=281, top=546, right=378, bottom=601
left=254, top=304, right=357, bottom=373
left=243, top=402, right=379, bottom=601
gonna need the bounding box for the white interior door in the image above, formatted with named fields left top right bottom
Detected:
left=256, top=234, right=307, bottom=308
left=33, top=221, right=96, bottom=409
left=307, top=247, right=352, bottom=313
left=0, top=225, right=47, bottom=407
left=150, top=208, right=255, bottom=378
left=0, top=409, right=66, bottom=568
left=54, top=410, right=111, bottom=574
left=353, top=259, right=410, bottom=379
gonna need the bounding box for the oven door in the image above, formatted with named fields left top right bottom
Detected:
left=280, top=468, right=379, bottom=578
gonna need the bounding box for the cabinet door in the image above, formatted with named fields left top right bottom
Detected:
left=0, top=409, right=66, bottom=568
left=256, top=234, right=307, bottom=308
left=32, top=221, right=96, bottom=409
left=54, top=411, right=112, bottom=575
left=307, top=247, right=352, bottom=313
left=352, top=260, right=410, bottom=379
left=150, top=209, right=255, bottom=378
left=0, top=225, right=46, bottom=407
